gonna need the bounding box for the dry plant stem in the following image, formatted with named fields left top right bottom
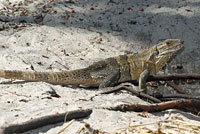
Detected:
left=57, top=119, right=75, bottom=134
left=165, top=81, right=185, bottom=94
left=100, top=83, right=161, bottom=103
left=5, top=90, right=29, bottom=97
left=116, top=120, right=200, bottom=133
left=0, top=109, right=92, bottom=134
left=107, top=99, right=200, bottom=113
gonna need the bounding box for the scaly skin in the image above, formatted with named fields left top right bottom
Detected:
left=0, top=39, right=184, bottom=90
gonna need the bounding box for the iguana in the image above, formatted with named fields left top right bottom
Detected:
left=0, top=39, right=184, bottom=91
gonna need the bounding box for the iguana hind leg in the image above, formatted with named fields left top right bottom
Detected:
left=138, top=69, right=150, bottom=93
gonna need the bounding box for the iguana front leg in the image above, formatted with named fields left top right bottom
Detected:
left=99, top=69, right=150, bottom=91
left=138, top=69, right=150, bottom=92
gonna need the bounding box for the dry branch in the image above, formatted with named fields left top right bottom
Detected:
left=155, top=93, right=200, bottom=100
left=147, top=73, right=200, bottom=81
left=100, top=83, right=161, bottom=103
left=106, top=99, right=200, bottom=114
left=0, top=109, right=92, bottom=134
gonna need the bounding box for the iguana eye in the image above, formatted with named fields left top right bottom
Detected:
left=166, top=42, right=170, bottom=45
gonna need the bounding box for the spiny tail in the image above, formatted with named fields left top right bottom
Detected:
left=0, top=69, right=92, bottom=86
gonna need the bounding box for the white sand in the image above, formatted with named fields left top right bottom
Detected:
left=0, top=0, right=200, bottom=133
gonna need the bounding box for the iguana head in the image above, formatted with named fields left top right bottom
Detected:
left=154, top=39, right=184, bottom=72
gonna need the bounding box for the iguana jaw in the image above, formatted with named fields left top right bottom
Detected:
left=154, top=39, right=184, bottom=71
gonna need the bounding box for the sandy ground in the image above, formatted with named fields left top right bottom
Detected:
left=0, top=0, right=200, bottom=133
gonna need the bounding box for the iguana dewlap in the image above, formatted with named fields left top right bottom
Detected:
left=0, top=39, right=184, bottom=90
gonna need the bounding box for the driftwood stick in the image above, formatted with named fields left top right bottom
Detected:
left=106, top=99, right=200, bottom=114
left=0, top=109, right=92, bottom=134
left=147, top=74, right=200, bottom=81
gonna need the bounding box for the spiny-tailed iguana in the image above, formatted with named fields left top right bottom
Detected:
left=0, top=39, right=184, bottom=91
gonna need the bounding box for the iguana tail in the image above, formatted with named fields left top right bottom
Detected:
left=0, top=69, right=95, bottom=87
